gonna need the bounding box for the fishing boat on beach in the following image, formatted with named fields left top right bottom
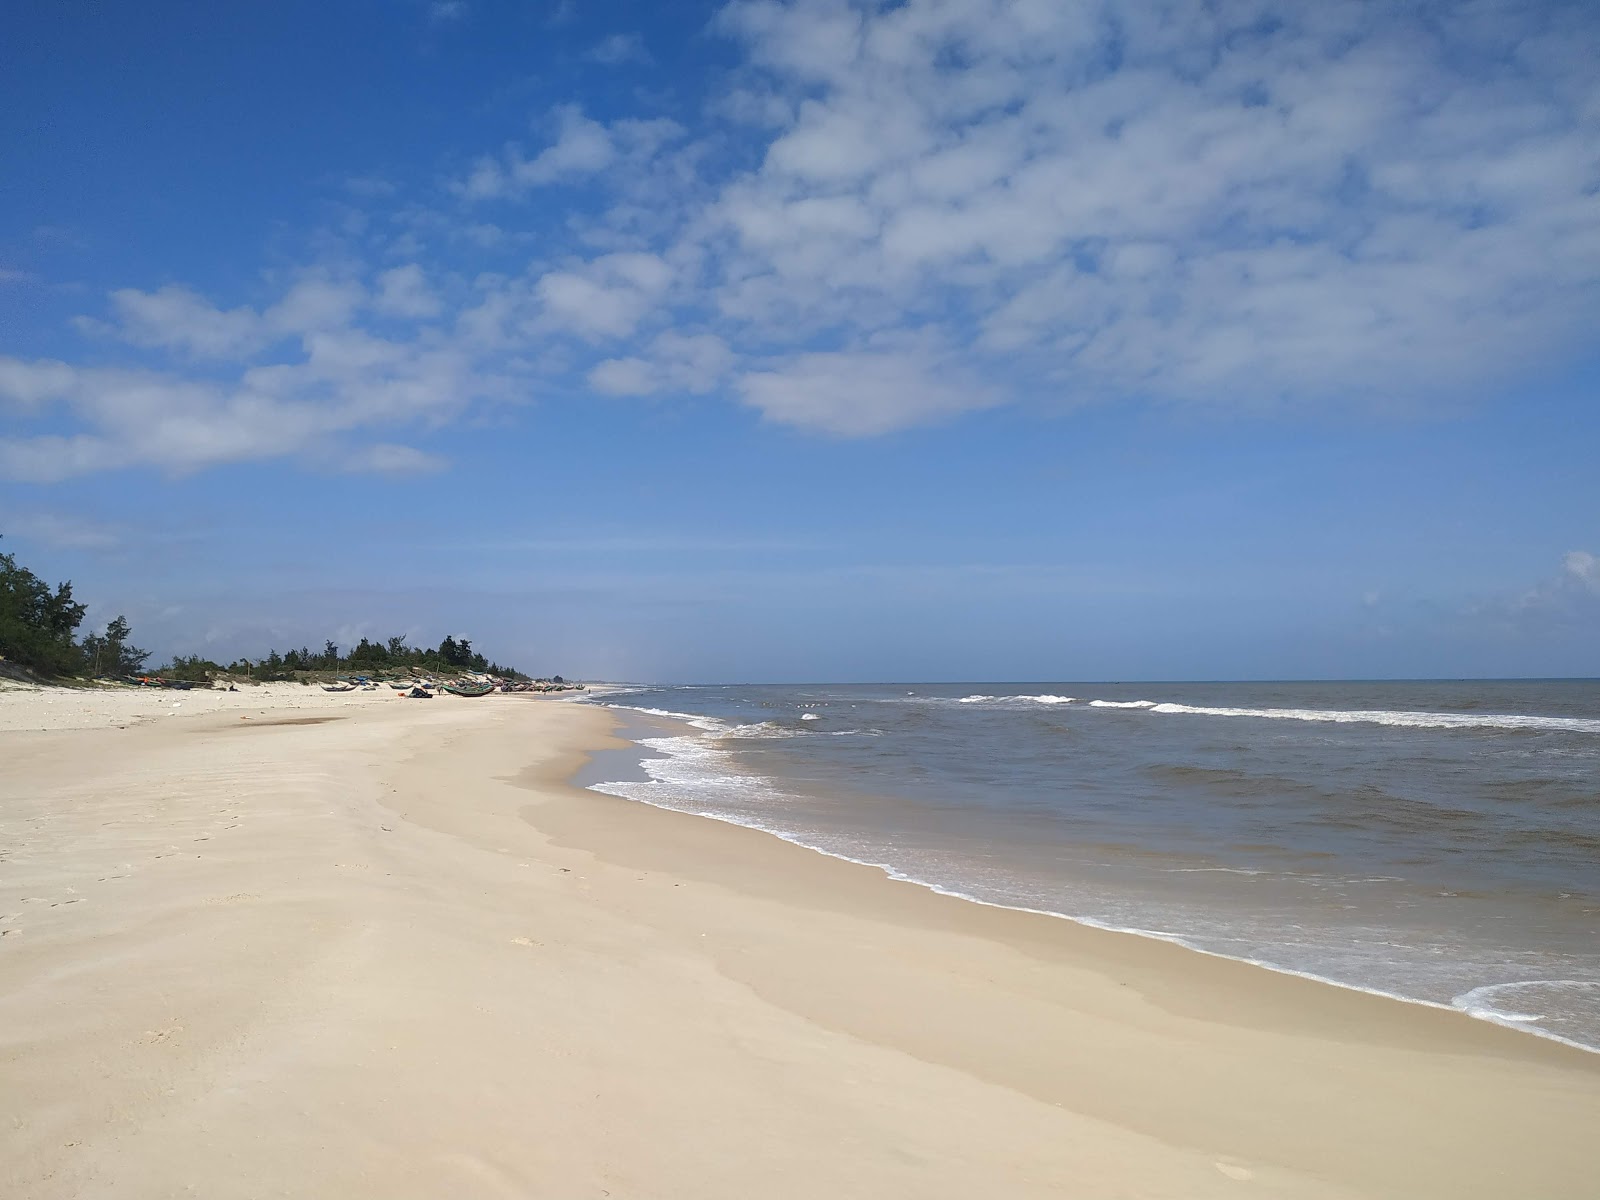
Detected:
left=443, top=682, right=495, bottom=697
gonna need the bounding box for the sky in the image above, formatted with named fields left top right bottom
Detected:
left=1, top=0, right=1597, bottom=682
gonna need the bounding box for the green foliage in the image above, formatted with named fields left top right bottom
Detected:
left=161, top=654, right=224, bottom=683
left=0, top=544, right=90, bottom=675
left=0, top=534, right=538, bottom=684
left=79, top=615, right=151, bottom=677
left=225, top=634, right=529, bottom=682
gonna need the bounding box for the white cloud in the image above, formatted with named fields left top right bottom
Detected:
left=587, top=33, right=650, bottom=66
left=266, top=276, right=365, bottom=335
left=8, top=0, right=1600, bottom=478
left=374, top=264, right=442, bottom=319
left=0, top=270, right=506, bottom=480
left=536, top=252, right=673, bottom=340
left=454, top=107, right=616, bottom=200
left=515, top=106, right=617, bottom=184
left=96, top=285, right=268, bottom=358
left=1457, top=549, right=1600, bottom=633
left=589, top=332, right=732, bottom=396
left=0, top=358, right=77, bottom=408
left=344, top=443, right=449, bottom=474
left=736, top=343, right=998, bottom=436
left=1565, top=551, right=1600, bottom=593
left=73, top=273, right=368, bottom=364
left=0, top=511, right=122, bottom=550
left=693, top=0, right=1600, bottom=424
left=451, top=105, right=685, bottom=201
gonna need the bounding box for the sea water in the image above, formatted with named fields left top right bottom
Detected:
left=581, top=680, right=1600, bottom=1052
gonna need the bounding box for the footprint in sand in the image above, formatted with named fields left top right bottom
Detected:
left=1214, top=1162, right=1254, bottom=1181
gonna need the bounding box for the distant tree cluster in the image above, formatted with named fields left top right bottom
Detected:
left=0, top=537, right=532, bottom=683
left=1, top=541, right=148, bottom=678
left=225, top=634, right=525, bottom=682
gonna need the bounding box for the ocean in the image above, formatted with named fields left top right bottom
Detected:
left=579, top=680, right=1600, bottom=1052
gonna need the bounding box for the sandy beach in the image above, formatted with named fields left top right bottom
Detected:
left=2, top=686, right=1597, bottom=1199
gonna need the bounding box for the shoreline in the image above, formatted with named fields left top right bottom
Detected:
left=3, top=688, right=1597, bottom=1197
left=556, top=714, right=1598, bottom=1075
left=590, top=774, right=1600, bottom=1057
left=583, top=696, right=1600, bottom=1057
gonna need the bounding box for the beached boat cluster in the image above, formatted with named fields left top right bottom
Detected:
left=120, top=671, right=584, bottom=698
left=323, top=672, right=584, bottom=698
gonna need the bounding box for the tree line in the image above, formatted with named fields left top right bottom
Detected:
left=213, top=633, right=524, bottom=683
left=1, top=538, right=528, bottom=682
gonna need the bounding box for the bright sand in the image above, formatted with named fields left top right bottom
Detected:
left=2, top=686, right=1597, bottom=1198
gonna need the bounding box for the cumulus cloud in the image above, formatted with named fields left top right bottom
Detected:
left=589, top=332, right=733, bottom=396
left=94, top=285, right=268, bottom=358
left=694, top=0, right=1600, bottom=421
left=450, top=106, right=683, bottom=200
left=374, top=264, right=442, bottom=319
left=736, top=343, right=999, bottom=436
left=7, top=0, right=1600, bottom=477
left=0, top=266, right=501, bottom=480
left=535, top=252, right=674, bottom=340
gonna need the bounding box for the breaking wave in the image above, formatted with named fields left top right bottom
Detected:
left=956, top=693, right=1075, bottom=706
left=1140, top=702, right=1600, bottom=734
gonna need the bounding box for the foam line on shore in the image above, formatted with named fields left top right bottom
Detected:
left=585, top=701, right=1600, bottom=1057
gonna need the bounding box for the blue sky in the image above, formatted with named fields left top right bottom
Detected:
left=2, top=0, right=1597, bottom=682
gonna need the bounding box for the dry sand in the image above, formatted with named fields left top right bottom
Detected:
left=1, top=685, right=1596, bottom=1198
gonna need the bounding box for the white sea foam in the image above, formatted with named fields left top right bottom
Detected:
left=800, top=713, right=820, bottom=721
left=586, top=719, right=1600, bottom=1056
left=601, top=703, right=735, bottom=734
left=1452, top=980, right=1600, bottom=1038
left=1088, top=699, right=1157, bottom=709
left=956, top=693, right=1075, bottom=706
left=1140, top=702, right=1600, bottom=734
left=725, top=721, right=797, bottom=739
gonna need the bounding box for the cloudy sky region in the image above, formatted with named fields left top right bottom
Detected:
left=2, top=0, right=1597, bottom=681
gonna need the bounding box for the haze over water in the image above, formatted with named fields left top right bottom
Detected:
left=587, top=680, right=1600, bottom=1051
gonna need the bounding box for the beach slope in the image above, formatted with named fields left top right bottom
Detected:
left=2, top=688, right=1596, bottom=1198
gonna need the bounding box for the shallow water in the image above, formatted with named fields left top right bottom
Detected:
left=584, top=680, right=1600, bottom=1052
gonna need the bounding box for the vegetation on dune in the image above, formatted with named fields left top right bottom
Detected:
left=2, top=542, right=147, bottom=678
left=0, top=537, right=536, bottom=684
left=217, top=633, right=526, bottom=683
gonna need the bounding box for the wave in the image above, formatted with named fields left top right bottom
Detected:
left=1088, top=699, right=1157, bottom=709
left=956, top=693, right=1075, bottom=706
left=599, top=703, right=734, bottom=735
left=725, top=721, right=797, bottom=739
left=1453, top=980, right=1600, bottom=1029
left=586, top=727, right=1600, bottom=1055
left=1140, top=702, right=1600, bottom=734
